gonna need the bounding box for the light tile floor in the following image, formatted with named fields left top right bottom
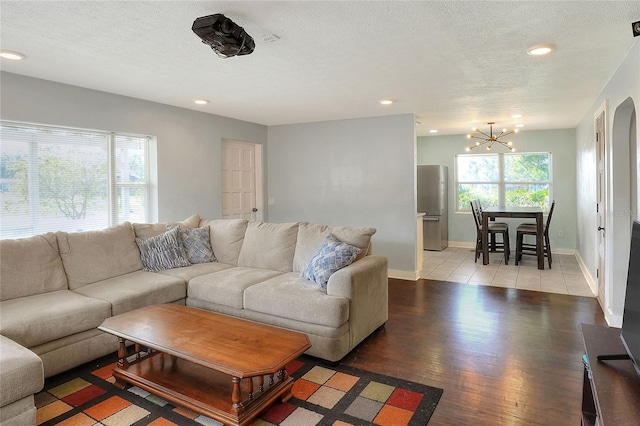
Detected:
left=420, top=247, right=595, bottom=297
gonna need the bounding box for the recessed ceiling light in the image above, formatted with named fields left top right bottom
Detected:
left=512, top=114, right=522, bottom=119
left=515, top=124, right=525, bottom=128
left=527, top=45, right=554, bottom=56
left=194, top=99, right=209, bottom=105
left=0, top=50, right=25, bottom=60
left=379, top=99, right=395, bottom=105
left=429, top=130, right=438, bottom=133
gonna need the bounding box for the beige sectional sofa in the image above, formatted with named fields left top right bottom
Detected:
left=0, top=215, right=388, bottom=425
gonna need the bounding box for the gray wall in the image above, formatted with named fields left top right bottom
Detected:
left=0, top=72, right=268, bottom=222
left=1, top=72, right=420, bottom=276
left=575, top=39, right=640, bottom=326
left=267, top=114, right=417, bottom=273
left=417, top=128, right=578, bottom=251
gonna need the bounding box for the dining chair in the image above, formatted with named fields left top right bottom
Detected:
left=515, top=200, right=555, bottom=268
left=476, top=200, right=509, bottom=248
left=470, top=200, right=510, bottom=264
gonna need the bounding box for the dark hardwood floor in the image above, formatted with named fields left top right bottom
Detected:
left=342, top=278, right=606, bottom=426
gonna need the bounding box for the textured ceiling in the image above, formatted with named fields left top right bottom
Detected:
left=1, top=1, right=638, bottom=136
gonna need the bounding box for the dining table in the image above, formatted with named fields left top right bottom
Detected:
left=481, top=206, right=545, bottom=270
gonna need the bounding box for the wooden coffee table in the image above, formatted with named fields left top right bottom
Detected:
left=98, top=304, right=311, bottom=426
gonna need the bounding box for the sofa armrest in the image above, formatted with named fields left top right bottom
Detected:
left=326, top=255, right=388, bottom=350
left=0, top=335, right=44, bottom=408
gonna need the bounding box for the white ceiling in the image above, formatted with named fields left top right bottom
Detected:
left=1, top=1, right=638, bottom=136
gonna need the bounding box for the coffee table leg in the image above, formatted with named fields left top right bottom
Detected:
left=170, top=355, right=178, bottom=372
left=232, top=376, right=243, bottom=413
left=113, top=338, right=130, bottom=389
left=117, top=338, right=129, bottom=368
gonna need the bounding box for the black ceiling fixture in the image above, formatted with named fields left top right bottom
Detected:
left=633, top=20, right=640, bottom=37
left=192, top=14, right=255, bottom=58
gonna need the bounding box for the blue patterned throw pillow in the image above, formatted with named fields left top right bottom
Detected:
left=135, top=226, right=191, bottom=272
left=177, top=226, right=217, bottom=264
left=302, top=235, right=362, bottom=290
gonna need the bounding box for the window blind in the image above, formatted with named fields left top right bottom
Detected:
left=0, top=122, right=149, bottom=239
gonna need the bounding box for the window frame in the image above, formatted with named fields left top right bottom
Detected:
left=110, top=133, right=152, bottom=225
left=455, top=151, right=552, bottom=213
left=0, top=120, right=152, bottom=239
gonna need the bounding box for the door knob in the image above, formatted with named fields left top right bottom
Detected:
left=252, top=208, right=258, bottom=212
left=598, top=226, right=605, bottom=231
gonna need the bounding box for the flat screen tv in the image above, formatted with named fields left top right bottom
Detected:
left=620, top=220, right=640, bottom=376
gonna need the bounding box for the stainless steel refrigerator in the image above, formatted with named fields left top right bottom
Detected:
left=417, top=165, right=449, bottom=251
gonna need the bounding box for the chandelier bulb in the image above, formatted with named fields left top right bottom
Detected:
left=463, top=122, right=519, bottom=152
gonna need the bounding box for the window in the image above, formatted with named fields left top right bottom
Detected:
left=456, top=152, right=551, bottom=211
left=0, top=121, right=151, bottom=239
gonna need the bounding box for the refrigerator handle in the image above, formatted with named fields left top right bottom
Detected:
left=424, top=217, right=440, bottom=221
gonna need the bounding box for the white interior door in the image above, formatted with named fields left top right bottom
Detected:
left=596, top=110, right=606, bottom=306
left=222, top=140, right=261, bottom=220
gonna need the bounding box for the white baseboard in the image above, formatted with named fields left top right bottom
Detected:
left=574, top=252, right=622, bottom=327
left=606, top=312, right=623, bottom=328
left=388, top=269, right=419, bottom=281
left=447, top=241, right=576, bottom=256
left=446, top=241, right=475, bottom=249
left=575, top=251, right=597, bottom=295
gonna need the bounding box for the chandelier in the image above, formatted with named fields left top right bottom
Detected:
left=465, top=122, right=518, bottom=152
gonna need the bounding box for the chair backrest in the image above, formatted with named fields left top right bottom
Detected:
left=545, top=200, right=556, bottom=232
left=470, top=200, right=482, bottom=231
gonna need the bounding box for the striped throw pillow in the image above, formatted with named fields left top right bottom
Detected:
left=136, top=226, right=190, bottom=272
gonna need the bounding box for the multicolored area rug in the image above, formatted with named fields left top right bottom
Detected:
left=36, top=353, right=443, bottom=426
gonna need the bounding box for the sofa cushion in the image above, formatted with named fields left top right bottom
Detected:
left=132, top=222, right=166, bottom=240
left=73, top=271, right=186, bottom=316
left=136, top=227, right=190, bottom=272
left=0, top=335, right=44, bottom=408
left=188, top=267, right=283, bottom=309
left=0, top=290, right=112, bottom=348
left=0, top=233, right=68, bottom=301
left=56, top=222, right=142, bottom=290
left=167, top=213, right=201, bottom=229
left=198, top=219, right=248, bottom=266
left=238, top=221, right=299, bottom=272
left=244, top=273, right=349, bottom=328
left=301, top=235, right=361, bottom=290
left=292, top=223, right=376, bottom=272
left=177, top=226, right=216, bottom=264
left=132, top=213, right=201, bottom=239
left=158, top=262, right=233, bottom=282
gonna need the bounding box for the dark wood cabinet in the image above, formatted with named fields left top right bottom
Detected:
left=581, top=324, right=640, bottom=425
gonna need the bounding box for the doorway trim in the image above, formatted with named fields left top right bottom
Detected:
left=221, top=139, right=264, bottom=221
left=594, top=101, right=608, bottom=317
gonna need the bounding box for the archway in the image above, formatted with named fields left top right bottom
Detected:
left=609, top=97, right=637, bottom=322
